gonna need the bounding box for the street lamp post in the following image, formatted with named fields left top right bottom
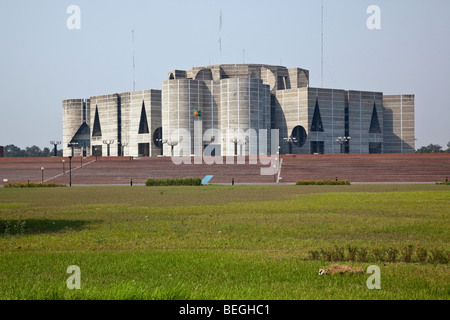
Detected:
left=161, top=139, right=167, bottom=156
left=119, top=141, right=129, bottom=157
left=81, top=142, right=87, bottom=157
left=68, top=142, right=79, bottom=157
left=103, top=140, right=114, bottom=157
left=156, top=138, right=163, bottom=155
left=336, top=136, right=351, bottom=154
left=274, top=149, right=280, bottom=183
left=69, top=156, right=72, bottom=186
left=50, top=141, right=62, bottom=157
left=283, top=137, right=297, bottom=154
left=41, top=167, right=44, bottom=183
left=231, top=138, right=238, bottom=156
left=62, top=160, right=65, bottom=174
left=237, top=140, right=247, bottom=156
left=166, top=140, right=178, bottom=157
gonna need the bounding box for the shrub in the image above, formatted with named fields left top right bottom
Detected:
left=401, top=245, right=414, bottom=263
left=309, top=244, right=448, bottom=265
left=371, top=247, right=386, bottom=262
left=296, top=180, right=351, bottom=185
left=357, top=247, right=369, bottom=262
left=320, top=247, right=333, bottom=261
left=308, top=250, right=320, bottom=260
left=346, top=244, right=358, bottom=262
left=4, top=182, right=66, bottom=188
left=387, top=247, right=399, bottom=263
left=416, top=246, right=428, bottom=263
left=333, top=245, right=346, bottom=261
left=145, top=177, right=202, bottom=186
left=429, top=248, right=449, bottom=264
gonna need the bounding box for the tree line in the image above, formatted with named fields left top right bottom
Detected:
left=2, top=144, right=63, bottom=157
left=1, top=141, right=449, bottom=157
left=416, top=142, right=450, bottom=153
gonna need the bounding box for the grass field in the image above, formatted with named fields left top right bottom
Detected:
left=0, top=184, right=449, bottom=300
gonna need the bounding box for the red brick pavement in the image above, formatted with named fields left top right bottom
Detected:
left=0, top=153, right=449, bottom=185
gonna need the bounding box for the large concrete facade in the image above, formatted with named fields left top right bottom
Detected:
left=63, top=90, right=161, bottom=157
left=63, top=64, right=414, bottom=157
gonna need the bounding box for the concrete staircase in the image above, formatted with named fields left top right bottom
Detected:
left=1, top=153, right=449, bottom=185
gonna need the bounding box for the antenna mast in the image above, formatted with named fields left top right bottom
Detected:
left=219, top=10, right=222, bottom=56
left=132, top=29, right=136, bottom=92
left=321, top=0, right=324, bottom=87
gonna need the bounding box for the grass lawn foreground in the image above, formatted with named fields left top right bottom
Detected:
left=0, top=184, right=449, bottom=300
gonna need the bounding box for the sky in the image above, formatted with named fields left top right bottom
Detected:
left=0, top=0, right=449, bottom=150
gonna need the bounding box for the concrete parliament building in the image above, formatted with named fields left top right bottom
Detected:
left=63, top=64, right=415, bottom=157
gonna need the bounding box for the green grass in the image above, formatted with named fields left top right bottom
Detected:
left=0, top=184, right=449, bottom=299
left=296, top=179, right=351, bottom=185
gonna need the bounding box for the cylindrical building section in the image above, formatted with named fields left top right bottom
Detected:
left=162, top=79, right=203, bottom=157
left=219, top=78, right=270, bottom=156
left=202, top=80, right=221, bottom=155
left=62, top=99, right=89, bottom=157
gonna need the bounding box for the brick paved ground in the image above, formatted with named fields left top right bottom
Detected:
left=0, top=153, right=449, bottom=185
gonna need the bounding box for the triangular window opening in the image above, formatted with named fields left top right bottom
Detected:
left=92, top=105, right=102, bottom=137
left=310, top=99, right=324, bottom=132
left=71, top=122, right=91, bottom=148
left=138, top=100, right=150, bottom=134
left=369, top=103, right=381, bottom=133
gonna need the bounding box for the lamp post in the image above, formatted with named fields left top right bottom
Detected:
left=231, top=137, right=238, bottom=156
left=161, top=139, right=167, bottom=156
left=50, top=141, right=62, bottom=157
left=166, top=140, right=178, bottom=157
left=62, top=160, right=65, bottom=174
left=80, top=152, right=83, bottom=167
left=41, top=167, right=44, bottom=183
left=237, top=140, right=247, bottom=156
left=283, top=137, right=297, bottom=154
left=103, top=140, right=114, bottom=157
left=94, top=147, right=98, bottom=161
left=69, top=156, right=72, bottom=186
left=68, top=142, right=79, bottom=157
left=156, top=138, right=163, bottom=155
left=81, top=142, right=87, bottom=157
left=119, top=141, right=129, bottom=157
left=336, top=136, right=351, bottom=154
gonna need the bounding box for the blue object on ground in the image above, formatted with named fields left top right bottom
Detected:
left=201, top=175, right=214, bottom=184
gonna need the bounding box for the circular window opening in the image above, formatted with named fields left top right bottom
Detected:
left=153, top=127, right=163, bottom=148
left=291, top=125, right=307, bottom=147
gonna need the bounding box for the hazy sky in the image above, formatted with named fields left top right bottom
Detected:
left=0, top=0, right=449, bottom=149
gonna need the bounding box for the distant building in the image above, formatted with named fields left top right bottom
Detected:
left=63, top=64, right=414, bottom=157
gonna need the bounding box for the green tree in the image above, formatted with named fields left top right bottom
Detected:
left=42, top=147, right=51, bottom=157
left=416, top=144, right=443, bottom=153
left=26, top=145, right=43, bottom=157
left=4, top=144, right=56, bottom=157
left=4, top=144, right=26, bottom=157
